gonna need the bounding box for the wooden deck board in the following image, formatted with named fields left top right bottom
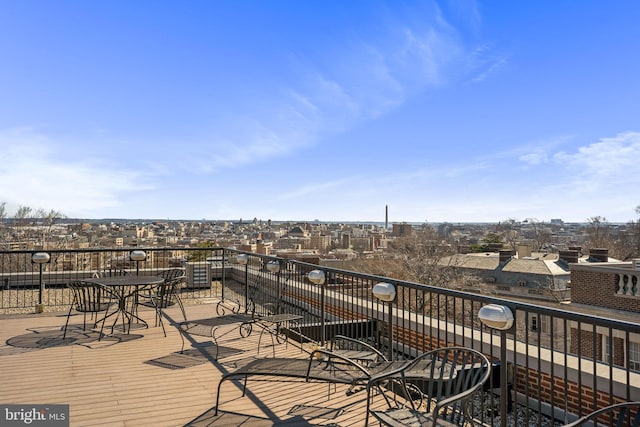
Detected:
left=0, top=301, right=393, bottom=427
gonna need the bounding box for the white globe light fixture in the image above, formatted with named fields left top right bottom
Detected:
left=266, top=260, right=280, bottom=273
left=372, top=282, right=396, bottom=302
left=32, top=252, right=51, bottom=264
left=130, top=250, right=146, bottom=275
left=307, top=269, right=326, bottom=285
left=130, top=250, right=146, bottom=261
left=236, top=253, right=249, bottom=265
left=478, top=304, right=514, bottom=331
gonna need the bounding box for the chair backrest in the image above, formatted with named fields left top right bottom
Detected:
left=159, top=268, right=186, bottom=281
left=67, top=281, right=114, bottom=313
left=407, top=346, right=491, bottom=425
left=564, top=401, right=640, bottom=427
left=99, top=268, right=129, bottom=277
left=329, top=335, right=388, bottom=365
left=153, top=269, right=186, bottom=308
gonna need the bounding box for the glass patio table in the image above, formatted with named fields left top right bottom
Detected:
left=86, top=275, right=164, bottom=334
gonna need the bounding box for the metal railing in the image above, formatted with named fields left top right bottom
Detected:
left=1, top=247, right=639, bottom=426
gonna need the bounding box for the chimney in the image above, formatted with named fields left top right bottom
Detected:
left=487, top=243, right=504, bottom=252
left=499, top=250, right=514, bottom=263
left=558, top=250, right=579, bottom=264
left=589, top=248, right=609, bottom=263
left=517, top=245, right=532, bottom=258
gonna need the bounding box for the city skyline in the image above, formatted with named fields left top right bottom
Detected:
left=1, top=1, right=639, bottom=223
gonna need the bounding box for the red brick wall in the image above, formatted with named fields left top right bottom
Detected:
left=571, top=269, right=640, bottom=312
left=515, top=364, right=627, bottom=417
left=570, top=328, right=602, bottom=360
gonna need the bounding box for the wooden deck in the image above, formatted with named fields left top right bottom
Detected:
left=0, top=301, right=388, bottom=427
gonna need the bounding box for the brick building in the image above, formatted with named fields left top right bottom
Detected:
left=570, top=258, right=640, bottom=371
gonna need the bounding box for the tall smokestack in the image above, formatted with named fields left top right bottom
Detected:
left=385, top=205, right=388, bottom=229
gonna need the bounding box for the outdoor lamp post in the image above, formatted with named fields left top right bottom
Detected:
left=130, top=250, right=146, bottom=276
left=236, top=254, right=249, bottom=313
left=32, top=252, right=50, bottom=313
left=478, top=303, right=514, bottom=427
left=307, top=269, right=327, bottom=345
left=372, top=282, right=396, bottom=360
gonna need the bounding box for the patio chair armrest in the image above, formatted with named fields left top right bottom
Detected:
left=365, top=363, right=414, bottom=393
left=561, top=401, right=640, bottom=427
left=307, top=349, right=373, bottom=378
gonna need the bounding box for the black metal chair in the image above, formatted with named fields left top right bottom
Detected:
left=63, top=280, right=118, bottom=341
left=137, top=268, right=187, bottom=336
left=365, top=346, right=491, bottom=427
left=214, top=338, right=404, bottom=416
left=563, top=401, right=640, bottom=427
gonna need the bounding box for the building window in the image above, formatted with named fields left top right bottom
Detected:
left=629, top=342, right=640, bottom=372
left=540, top=315, right=548, bottom=333
left=531, top=316, right=538, bottom=331
left=604, top=336, right=612, bottom=364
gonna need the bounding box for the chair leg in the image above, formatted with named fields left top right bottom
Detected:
left=178, top=324, right=187, bottom=353
left=62, top=305, right=74, bottom=339
left=157, top=307, right=166, bottom=337
left=176, top=296, right=187, bottom=324
left=96, top=304, right=115, bottom=341
left=150, top=298, right=167, bottom=337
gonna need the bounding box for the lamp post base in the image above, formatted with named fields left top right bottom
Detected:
left=35, top=304, right=45, bottom=314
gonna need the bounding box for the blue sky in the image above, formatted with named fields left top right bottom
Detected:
left=1, top=1, right=639, bottom=223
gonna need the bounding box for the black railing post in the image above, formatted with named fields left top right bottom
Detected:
left=372, top=282, right=396, bottom=360
left=320, top=283, right=326, bottom=346
left=235, top=253, right=249, bottom=313
left=244, top=263, right=249, bottom=313
left=38, top=263, right=44, bottom=305
left=221, top=250, right=226, bottom=301
left=500, top=329, right=508, bottom=427
left=307, top=269, right=327, bottom=346
left=32, top=252, right=50, bottom=313
left=478, top=304, right=515, bottom=427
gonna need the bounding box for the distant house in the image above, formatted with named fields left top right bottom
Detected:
left=442, top=247, right=618, bottom=303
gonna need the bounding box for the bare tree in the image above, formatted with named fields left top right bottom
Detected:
left=0, top=202, right=7, bottom=250
left=13, top=205, right=32, bottom=237
left=36, top=208, right=66, bottom=248
left=496, top=218, right=519, bottom=250
left=384, top=225, right=459, bottom=286
left=0, top=203, right=67, bottom=249
left=526, top=218, right=552, bottom=252
left=586, top=215, right=610, bottom=249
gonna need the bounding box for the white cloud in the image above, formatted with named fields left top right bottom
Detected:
left=553, top=132, right=640, bottom=182
left=0, top=128, right=149, bottom=216
left=519, top=150, right=549, bottom=165
left=188, top=14, right=470, bottom=175
left=278, top=177, right=359, bottom=200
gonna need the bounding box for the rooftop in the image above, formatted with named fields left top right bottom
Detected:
left=0, top=302, right=383, bottom=427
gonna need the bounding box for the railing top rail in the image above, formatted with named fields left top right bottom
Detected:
left=222, top=249, right=640, bottom=331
